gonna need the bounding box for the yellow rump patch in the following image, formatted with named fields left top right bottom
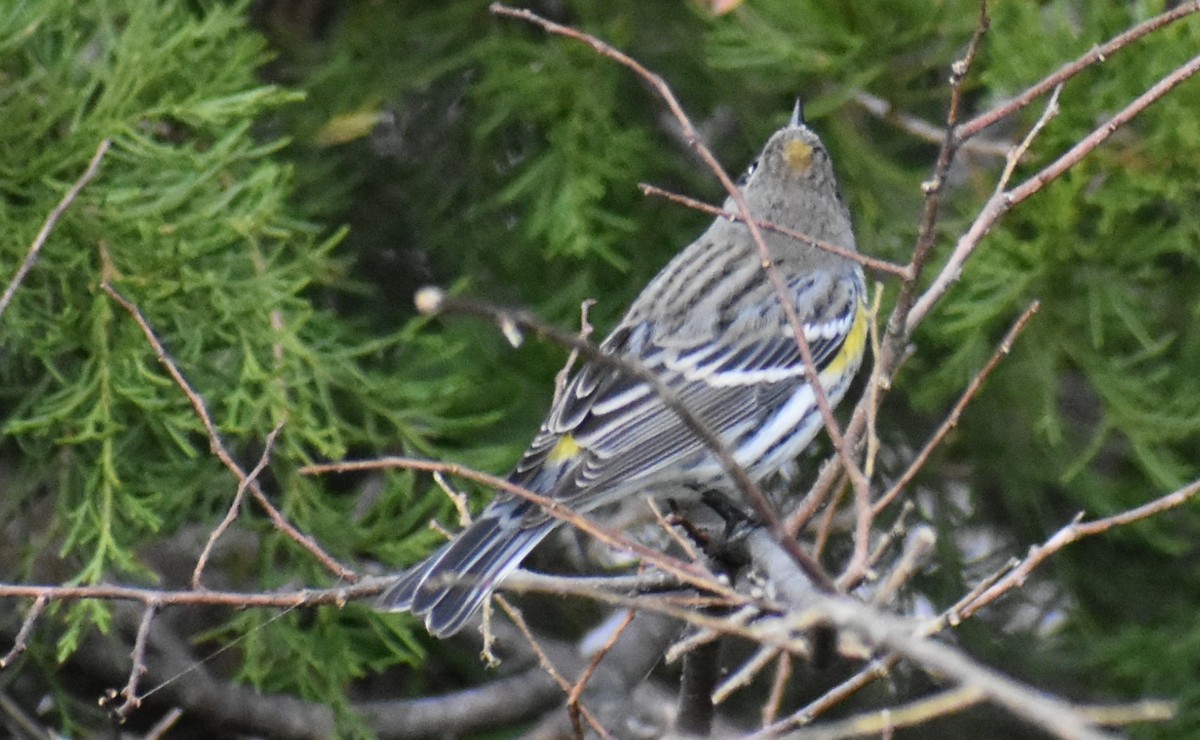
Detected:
left=784, top=140, right=813, bottom=174
left=547, top=433, right=583, bottom=463
left=823, top=301, right=869, bottom=378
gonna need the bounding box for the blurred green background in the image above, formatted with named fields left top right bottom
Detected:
left=0, top=0, right=1197, bottom=736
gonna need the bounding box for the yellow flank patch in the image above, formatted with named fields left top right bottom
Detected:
left=784, top=140, right=813, bottom=173
left=547, top=433, right=583, bottom=463
left=823, top=301, right=869, bottom=378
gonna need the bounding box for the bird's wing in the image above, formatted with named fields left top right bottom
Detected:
left=508, top=271, right=864, bottom=515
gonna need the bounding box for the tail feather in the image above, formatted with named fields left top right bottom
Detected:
left=379, top=504, right=552, bottom=637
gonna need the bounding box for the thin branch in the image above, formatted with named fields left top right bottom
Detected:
left=871, top=522, right=936, bottom=606
left=491, top=1, right=864, bottom=591
left=746, top=530, right=1119, bottom=740
left=0, top=579, right=379, bottom=609
left=768, top=655, right=896, bottom=733
left=494, top=596, right=611, bottom=740
left=774, top=562, right=1017, bottom=731
left=795, top=2, right=991, bottom=576
left=812, top=474, right=848, bottom=560
left=761, top=651, right=791, bottom=728
left=957, top=1, right=1200, bottom=142
left=787, top=685, right=987, bottom=740
left=567, top=610, right=634, bottom=731
left=712, top=644, right=778, bottom=705
left=409, top=288, right=837, bottom=592
left=1007, top=53, right=1200, bottom=207
left=784, top=457, right=845, bottom=537
left=851, top=90, right=1011, bottom=156
left=888, top=0, right=989, bottom=330
left=910, top=49, right=1200, bottom=331
left=553, top=299, right=596, bottom=408
left=192, top=420, right=286, bottom=589
left=432, top=471, right=474, bottom=527
left=905, top=81, right=1059, bottom=328
left=304, top=456, right=733, bottom=600
left=638, top=183, right=910, bottom=278
left=873, top=301, right=1040, bottom=516
left=0, top=596, right=48, bottom=669
left=647, top=498, right=705, bottom=565
left=99, top=280, right=355, bottom=582
left=955, top=476, right=1200, bottom=622
left=68, top=599, right=562, bottom=739
left=775, top=471, right=1200, bottom=733
left=105, top=602, right=159, bottom=721
left=0, top=139, right=111, bottom=322
left=142, top=707, right=185, bottom=740
left=851, top=502, right=914, bottom=592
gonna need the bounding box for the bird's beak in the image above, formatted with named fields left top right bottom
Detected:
left=789, top=97, right=806, bottom=128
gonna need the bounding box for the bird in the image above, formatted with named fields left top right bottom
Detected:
left=380, top=103, right=867, bottom=637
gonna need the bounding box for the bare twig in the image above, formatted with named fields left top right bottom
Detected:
left=852, top=90, right=1012, bottom=156
left=873, top=302, right=1040, bottom=516
left=761, top=651, right=791, bottom=727
left=747, top=531, right=1119, bottom=740
left=889, top=0, right=989, bottom=329
left=433, top=471, right=474, bottom=527
left=770, top=655, right=896, bottom=733
left=844, top=502, right=915, bottom=594
left=793, top=11, right=985, bottom=532
left=871, top=523, right=936, bottom=606
left=100, top=281, right=355, bottom=582
left=305, top=456, right=730, bottom=598
left=104, top=602, right=159, bottom=721
left=0, top=139, right=111, bottom=322
left=1076, top=700, right=1175, bottom=728
left=907, top=86, right=1061, bottom=331
left=0, top=596, right=48, bottom=669
left=1006, top=53, right=1200, bottom=207
left=713, top=644, right=778, bottom=705
left=796, top=2, right=992, bottom=582
left=0, top=577, right=379, bottom=609
left=783, top=456, right=844, bottom=537
left=491, top=1, right=865, bottom=591
left=142, top=707, right=185, bottom=740
left=646, top=498, right=704, bottom=565
left=956, top=2, right=1200, bottom=142
left=911, top=49, right=1200, bottom=331
left=788, top=685, right=987, bottom=740
left=495, top=596, right=611, bottom=739
left=638, top=183, right=910, bottom=278
left=69, top=599, right=564, bottom=738
left=776, top=470, right=1199, bottom=733
left=779, top=560, right=1017, bottom=730
left=956, top=476, right=1200, bottom=621
left=567, top=610, right=634, bottom=730
left=192, top=420, right=286, bottom=589
left=409, top=288, right=837, bottom=592
left=553, top=299, right=596, bottom=407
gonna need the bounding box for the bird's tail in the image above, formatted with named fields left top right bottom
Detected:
left=378, top=499, right=552, bottom=637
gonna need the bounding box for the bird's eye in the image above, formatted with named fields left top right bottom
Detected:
left=737, top=158, right=759, bottom=186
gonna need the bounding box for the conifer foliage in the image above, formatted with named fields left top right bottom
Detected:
left=1, top=1, right=1198, bottom=737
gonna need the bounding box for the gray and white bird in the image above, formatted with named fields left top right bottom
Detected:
left=381, top=105, right=867, bottom=637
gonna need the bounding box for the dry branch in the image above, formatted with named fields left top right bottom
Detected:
left=0, top=139, right=111, bottom=322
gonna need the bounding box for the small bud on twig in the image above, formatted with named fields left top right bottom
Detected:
left=414, top=285, right=446, bottom=316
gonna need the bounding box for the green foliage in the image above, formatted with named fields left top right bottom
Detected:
left=916, top=5, right=1200, bottom=515
left=0, top=0, right=490, bottom=730
left=2, top=0, right=1199, bottom=735
left=283, top=0, right=1200, bottom=731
